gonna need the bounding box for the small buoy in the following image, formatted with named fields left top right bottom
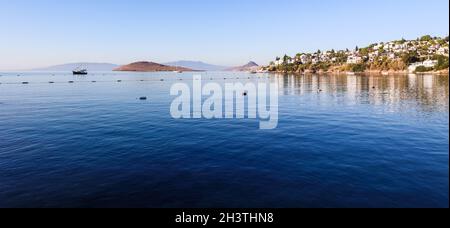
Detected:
left=139, top=97, right=147, bottom=100
left=243, top=92, right=248, bottom=96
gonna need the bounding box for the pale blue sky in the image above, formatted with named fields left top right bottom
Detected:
left=0, top=0, right=448, bottom=70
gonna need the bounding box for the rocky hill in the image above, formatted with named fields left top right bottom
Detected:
left=114, top=61, right=197, bottom=72
left=226, top=61, right=259, bottom=71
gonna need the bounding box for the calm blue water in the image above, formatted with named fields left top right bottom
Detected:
left=0, top=72, right=448, bottom=208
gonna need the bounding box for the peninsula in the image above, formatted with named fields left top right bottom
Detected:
left=264, top=35, right=449, bottom=74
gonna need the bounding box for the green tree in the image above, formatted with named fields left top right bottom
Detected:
left=434, top=55, right=449, bottom=70
left=420, top=35, right=433, bottom=42
left=359, top=48, right=370, bottom=56
left=415, top=66, right=434, bottom=73
left=351, top=63, right=366, bottom=72
left=283, top=55, right=291, bottom=65
left=401, top=52, right=420, bottom=65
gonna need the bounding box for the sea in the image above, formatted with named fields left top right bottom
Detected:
left=0, top=71, right=448, bottom=208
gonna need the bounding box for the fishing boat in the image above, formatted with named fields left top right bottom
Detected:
left=173, top=63, right=183, bottom=73
left=173, top=68, right=183, bottom=73
left=73, top=69, right=88, bottom=75
left=73, top=65, right=88, bottom=75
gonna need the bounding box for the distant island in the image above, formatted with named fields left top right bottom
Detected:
left=114, top=61, right=261, bottom=72
left=33, top=62, right=119, bottom=71
left=164, top=61, right=228, bottom=71
left=264, top=35, right=449, bottom=74
left=226, top=61, right=259, bottom=72
left=114, top=61, right=198, bottom=72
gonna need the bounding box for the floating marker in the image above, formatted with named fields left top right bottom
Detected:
left=243, top=92, right=248, bottom=96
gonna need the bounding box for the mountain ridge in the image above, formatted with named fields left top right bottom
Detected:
left=164, top=60, right=229, bottom=71
left=32, top=62, right=119, bottom=71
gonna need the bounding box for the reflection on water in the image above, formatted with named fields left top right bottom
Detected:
left=273, top=74, right=449, bottom=113
left=0, top=72, right=448, bottom=208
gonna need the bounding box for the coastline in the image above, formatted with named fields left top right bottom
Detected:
left=264, top=68, right=449, bottom=76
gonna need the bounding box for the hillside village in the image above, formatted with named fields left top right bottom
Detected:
left=265, top=35, right=449, bottom=74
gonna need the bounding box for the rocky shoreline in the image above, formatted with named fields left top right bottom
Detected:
left=266, top=68, right=449, bottom=76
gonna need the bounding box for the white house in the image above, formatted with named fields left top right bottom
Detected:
left=423, top=59, right=438, bottom=68
left=300, top=55, right=309, bottom=64
left=347, top=55, right=362, bottom=64
left=408, top=60, right=438, bottom=72
left=437, top=47, right=448, bottom=55
left=274, top=59, right=283, bottom=66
